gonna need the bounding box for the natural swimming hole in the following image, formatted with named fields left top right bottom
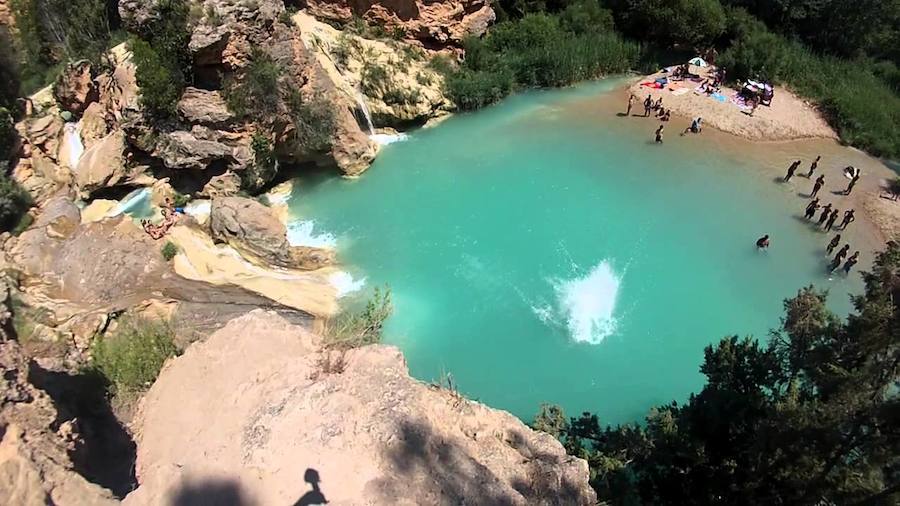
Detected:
left=287, top=79, right=868, bottom=425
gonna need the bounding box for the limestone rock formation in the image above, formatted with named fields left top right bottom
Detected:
left=176, top=88, right=233, bottom=126
left=122, top=311, right=596, bottom=506
left=209, top=196, right=335, bottom=270
left=154, top=126, right=239, bottom=171
left=53, top=61, right=98, bottom=115
left=303, top=0, right=495, bottom=48
left=0, top=280, right=119, bottom=506
left=75, top=130, right=152, bottom=197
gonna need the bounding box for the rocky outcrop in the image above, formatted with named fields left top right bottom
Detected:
left=53, top=61, right=98, bottom=115
left=154, top=126, right=242, bottom=171
left=303, top=0, right=495, bottom=48
left=122, top=310, right=596, bottom=505
left=176, top=88, right=233, bottom=126
left=209, top=196, right=335, bottom=270
left=0, top=279, right=119, bottom=506
left=75, top=130, right=152, bottom=197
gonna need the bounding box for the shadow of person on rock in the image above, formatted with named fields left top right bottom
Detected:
left=293, top=468, right=328, bottom=506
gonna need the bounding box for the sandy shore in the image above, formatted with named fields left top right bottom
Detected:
left=629, top=70, right=837, bottom=142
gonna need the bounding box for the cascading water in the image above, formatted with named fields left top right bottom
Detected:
left=63, top=122, right=85, bottom=168
left=355, top=90, right=375, bottom=135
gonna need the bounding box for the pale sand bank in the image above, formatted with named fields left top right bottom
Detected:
left=629, top=69, right=836, bottom=142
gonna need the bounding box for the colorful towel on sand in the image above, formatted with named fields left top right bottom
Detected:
left=711, top=93, right=727, bottom=103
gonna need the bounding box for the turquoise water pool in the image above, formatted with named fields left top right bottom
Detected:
left=288, top=79, right=866, bottom=424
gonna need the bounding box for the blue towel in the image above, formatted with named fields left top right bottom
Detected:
left=711, top=93, right=727, bottom=103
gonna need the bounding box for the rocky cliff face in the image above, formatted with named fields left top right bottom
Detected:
left=122, top=310, right=596, bottom=505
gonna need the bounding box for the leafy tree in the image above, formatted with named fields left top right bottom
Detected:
left=223, top=48, right=282, bottom=120
left=129, top=38, right=181, bottom=117
left=608, top=0, right=726, bottom=48
left=129, top=0, right=190, bottom=118
left=542, top=243, right=900, bottom=505
left=0, top=165, right=32, bottom=232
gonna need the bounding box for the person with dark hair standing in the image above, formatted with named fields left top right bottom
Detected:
left=626, top=94, right=635, bottom=116
left=844, top=174, right=860, bottom=195
left=829, top=244, right=850, bottom=272
left=644, top=94, right=653, bottom=117
left=826, top=234, right=841, bottom=255
left=824, top=208, right=839, bottom=232
left=811, top=174, right=825, bottom=199
left=655, top=124, right=664, bottom=143
left=840, top=209, right=855, bottom=230
left=805, top=155, right=821, bottom=177
left=756, top=234, right=770, bottom=249
left=784, top=160, right=801, bottom=182
left=843, top=251, right=860, bottom=274
left=805, top=198, right=820, bottom=219
left=818, top=203, right=832, bottom=226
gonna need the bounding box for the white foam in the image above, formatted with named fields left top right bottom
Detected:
left=113, top=187, right=151, bottom=216
left=370, top=133, right=408, bottom=145
left=329, top=271, right=366, bottom=298
left=63, top=122, right=84, bottom=168
left=553, top=260, right=622, bottom=344
left=286, top=220, right=337, bottom=249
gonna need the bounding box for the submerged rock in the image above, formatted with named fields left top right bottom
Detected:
left=209, top=196, right=335, bottom=270
left=122, top=310, right=596, bottom=505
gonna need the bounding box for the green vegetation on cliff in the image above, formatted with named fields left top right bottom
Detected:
left=90, top=316, right=178, bottom=396
left=128, top=0, right=191, bottom=118
left=325, top=285, right=393, bottom=349
left=538, top=243, right=900, bottom=505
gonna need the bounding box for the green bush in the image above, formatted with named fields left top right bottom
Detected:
left=130, top=38, right=183, bottom=117
left=223, top=48, right=282, bottom=119
left=324, top=285, right=393, bottom=349
left=360, top=61, right=390, bottom=96
left=0, top=108, right=15, bottom=160
left=284, top=90, right=336, bottom=153
left=242, top=132, right=277, bottom=191
left=559, top=0, right=615, bottom=35
left=130, top=0, right=191, bottom=118
left=90, top=317, right=178, bottom=395
left=446, top=68, right=516, bottom=110
left=161, top=241, right=178, bottom=261
left=612, top=0, right=726, bottom=48
left=0, top=166, right=32, bottom=233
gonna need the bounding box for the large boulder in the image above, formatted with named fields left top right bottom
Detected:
left=122, top=311, right=596, bottom=505
left=209, top=196, right=334, bottom=270
left=155, top=126, right=236, bottom=171
left=176, top=88, right=233, bottom=126
left=75, top=130, right=151, bottom=196
left=53, top=61, right=98, bottom=115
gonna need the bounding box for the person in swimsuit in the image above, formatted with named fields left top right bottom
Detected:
left=842, top=251, right=860, bottom=274
left=839, top=209, right=855, bottom=230
left=818, top=203, right=832, bottom=225
left=826, top=234, right=841, bottom=255
left=824, top=208, right=839, bottom=232
left=756, top=234, right=770, bottom=249
left=784, top=160, right=801, bottom=182
left=811, top=174, right=825, bottom=199
left=829, top=244, right=850, bottom=272
left=805, top=198, right=820, bottom=219
left=644, top=94, right=652, bottom=117
left=844, top=174, right=860, bottom=195
left=626, top=94, right=635, bottom=116
left=805, top=155, right=821, bottom=178
left=655, top=124, right=664, bottom=143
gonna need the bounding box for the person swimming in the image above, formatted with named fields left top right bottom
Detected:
left=826, top=234, right=841, bottom=255
left=756, top=234, right=770, bottom=249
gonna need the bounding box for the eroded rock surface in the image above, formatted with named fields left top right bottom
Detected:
left=123, top=311, right=596, bottom=506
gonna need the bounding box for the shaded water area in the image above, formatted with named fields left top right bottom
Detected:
left=288, top=79, right=879, bottom=424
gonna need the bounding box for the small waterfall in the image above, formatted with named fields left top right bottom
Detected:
left=63, top=121, right=85, bottom=168
left=112, top=188, right=152, bottom=217
left=354, top=91, right=375, bottom=135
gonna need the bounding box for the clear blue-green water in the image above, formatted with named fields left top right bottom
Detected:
left=288, top=79, right=866, bottom=425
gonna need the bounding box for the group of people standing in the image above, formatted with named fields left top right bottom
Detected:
left=764, top=155, right=864, bottom=275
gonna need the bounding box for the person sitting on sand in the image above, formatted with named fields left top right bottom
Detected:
left=824, top=208, right=839, bottom=232
left=818, top=203, right=832, bottom=225
left=661, top=110, right=671, bottom=121
left=655, top=124, right=664, bottom=143
left=784, top=160, right=801, bottom=182
left=843, top=251, right=860, bottom=274
left=805, top=155, right=821, bottom=178
left=683, top=117, right=702, bottom=135
left=756, top=234, right=770, bottom=249
left=811, top=174, right=825, bottom=199
left=643, top=95, right=653, bottom=117
left=826, top=234, right=841, bottom=255
left=805, top=198, right=820, bottom=219
left=840, top=209, right=855, bottom=230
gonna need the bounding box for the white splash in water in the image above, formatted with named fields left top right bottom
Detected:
left=63, top=122, right=84, bottom=168
left=329, top=271, right=366, bottom=298
left=370, top=132, right=409, bottom=145
left=183, top=200, right=212, bottom=224
left=545, top=260, right=622, bottom=344
left=286, top=220, right=337, bottom=248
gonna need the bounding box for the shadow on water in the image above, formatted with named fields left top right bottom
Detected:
left=292, top=468, right=329, bottom=506
left=27, top=364, right=137, bottom=498
left=368, top=417, right=589, bottom=505
left=170, top=478, right=256, bottom=506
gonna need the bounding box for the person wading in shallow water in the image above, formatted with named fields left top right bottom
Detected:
left=805, top=198, right=820, bottom=219
left=626, top=94, right=635, bottom=116
left=644, top=94, right=653, bottom=117
left=843, top=251, right=860, bottom=274
left=840, top=209, right=856, bottom=230
left=827, top=234, right=841, bottom=255
left=784, top=160, right=801, bottom=182
left=829, top=244, right=851, bottom=272
left=655, top=124, right=664, bottom=143
left=818, top=203, right=833, bottom=225
left=811, top=174, right=825, bottom=198
left=805, top=155, right=821, bottom=177
left=824, top=208, right=839, bottom=232
left=756, top=234, right=770, bottom=249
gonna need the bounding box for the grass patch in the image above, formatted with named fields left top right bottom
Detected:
left=90, top=316, right=178, bottom=396
left=161, top=241, right=178, bottom=261
left=324, top=285, right=393, bottom=349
